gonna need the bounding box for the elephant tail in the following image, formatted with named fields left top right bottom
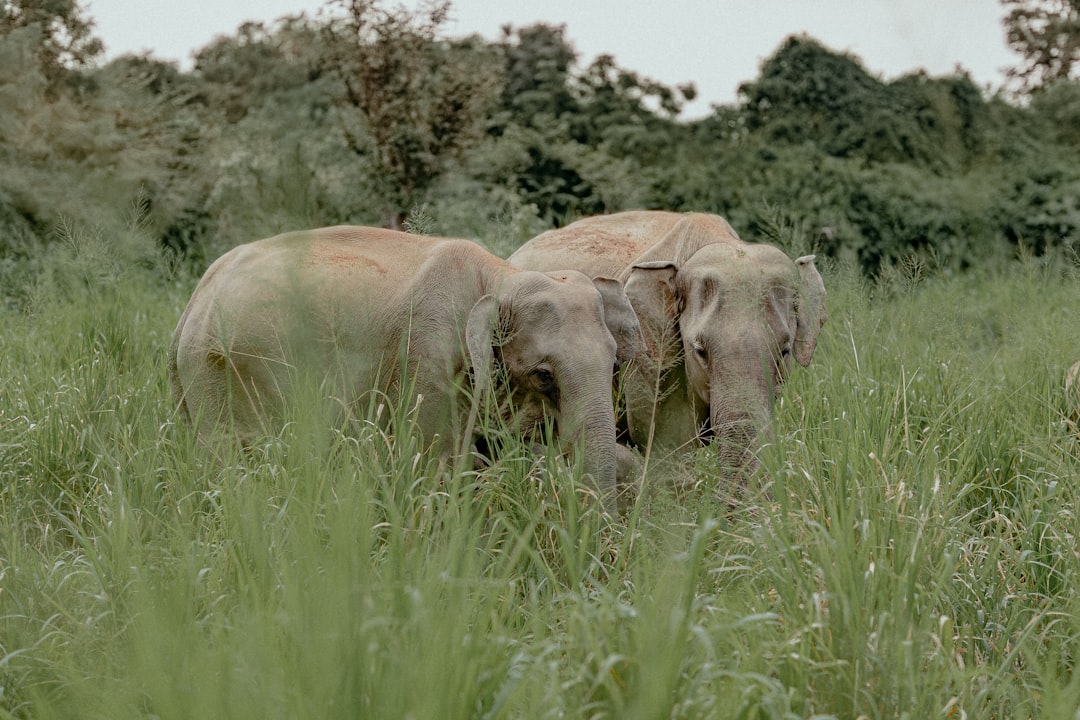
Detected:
left=167, top=300, right=194, bottom=426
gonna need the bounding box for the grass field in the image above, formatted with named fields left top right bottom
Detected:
left=1, top=226, right=1079, bottom=719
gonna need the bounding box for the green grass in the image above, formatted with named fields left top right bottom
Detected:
left=1, top=229, right=1079, bottom=719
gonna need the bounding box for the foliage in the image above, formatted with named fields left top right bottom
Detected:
left=495, top=22, right=578, bottom=123
left=192, top=16, right=325, bottom=124
left=670, top=35, right=1080, bottom=273
left=0, top=0, right=102, bottom=89
left=1029, top=74, right=1080, bottom=144
left=318, top=0, right=502, bottom=227
left=3, top=1, right=1079, bottom=271
left=3, top=5, right=1080, bottom=717
left=739, top=35, right=997, bottom=171
left=1002, top=0, right=1080, bottom=91
left=1, top=217, right=1079, bottom=718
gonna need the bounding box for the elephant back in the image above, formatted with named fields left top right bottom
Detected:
left=511, top=211, right=746, bottom=281
left=625, top=213, right=745, bottom=272
left=510, top=211, right=685, bottom=278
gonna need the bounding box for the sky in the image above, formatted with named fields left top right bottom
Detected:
left=87, top=0, right=1018, bottom=119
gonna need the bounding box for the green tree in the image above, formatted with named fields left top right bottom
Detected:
left=738, top=36, right=996, bottom=170
left=571, top=53, right=694, bottom=159
left=482, top=23, right=693, bottom=225
left=0, top=21, right=46, bottom=256
left=184, top=14, right=362, bottom=251
left=740, top=36, right=882, bottom=138
left=496, top=22, right=578, bottom=126
left=319, top=0, right=501, bottom=228
left=482, top=23, right=606, bottom=225
left=1029, top=77, right=1080, bottom=144
left=1002, top=0, right=1080, bottom=91
left=193, top=16, right=324, bottom=123
left=0, top=0, right=102, bottom=90
left=93, top=55, right=218, bottom=258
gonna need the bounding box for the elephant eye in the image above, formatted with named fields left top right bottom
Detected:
left=534, top=367, right=556, bottom=390
left=692, top=340, right=708, bottom=363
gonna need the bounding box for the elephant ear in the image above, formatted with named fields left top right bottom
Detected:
left=794, top=255, right=827, bottom=367
left=592, top=277, right=645, bottom=364
left=623, top=261, right=682, bottom=361
left=465, top=295, right=503, bottom=396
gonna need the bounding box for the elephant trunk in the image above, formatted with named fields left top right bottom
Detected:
left=559, top=384, right=619, bottom=513
left=708, top=346, right=775, bottom=481
left=710, top=408, right=765, bottom=474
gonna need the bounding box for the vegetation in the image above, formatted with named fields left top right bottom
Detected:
left=1, top=0, right=1080, bottom=717
left=3, top=0, right=1079, bottom=281
left=1002, top=0, right=1080, bottom=90
left=1, top=210, right=1079, bottom=718
left=319, top=0, right=503, bottom=228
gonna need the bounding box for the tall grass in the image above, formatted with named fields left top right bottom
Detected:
left=1, top=222, right=1078, bottom=718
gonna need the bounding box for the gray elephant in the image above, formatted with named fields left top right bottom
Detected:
left=169, top=225, right=643, bottom=510
left=509, top=210, right=826, bottom=481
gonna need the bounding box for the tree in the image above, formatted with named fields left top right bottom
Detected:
left=481, top=23, right=693, bottom=224
left=737, top=36, right=996, bottom=170
left=193, top=16, right=324, bottom=123
left=740, top=36, right=885, bottom=142
left=0, top=0, right=102, bottom=89
left=496, top=22, right=578, bottom=126
left=319, top=0, right=501, bottom=228
left=1002, top=0, right=1080, bottom=90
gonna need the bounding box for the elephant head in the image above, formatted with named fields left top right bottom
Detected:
left=464, top=270, right=644, bottom=508
left=620, top=216, right=827, bottom=476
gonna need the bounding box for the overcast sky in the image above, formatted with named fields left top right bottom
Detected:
left=87, top=0, right=1018, bottom=119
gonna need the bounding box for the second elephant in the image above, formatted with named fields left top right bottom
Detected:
left=509, top=211, right=827, bottom=480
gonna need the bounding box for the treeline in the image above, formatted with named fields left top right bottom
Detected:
left=2, top=0, right=1079, bottom=293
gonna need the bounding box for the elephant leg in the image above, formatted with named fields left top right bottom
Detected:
left=624, top=364, right=704, bottom=458
left=615, top=443, right=643, bottom=510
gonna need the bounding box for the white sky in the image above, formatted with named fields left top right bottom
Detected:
left=87, top=0, right=1018, bottom=119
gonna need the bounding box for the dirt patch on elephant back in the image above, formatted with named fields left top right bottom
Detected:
left=310, top=244, right=388, bottom=274
left=557, top=230, right=644, bottom=261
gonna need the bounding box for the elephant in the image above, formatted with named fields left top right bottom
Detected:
left=168, top=225, right=644, bottom=511
left=509, top=210, right=827, bottom=483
